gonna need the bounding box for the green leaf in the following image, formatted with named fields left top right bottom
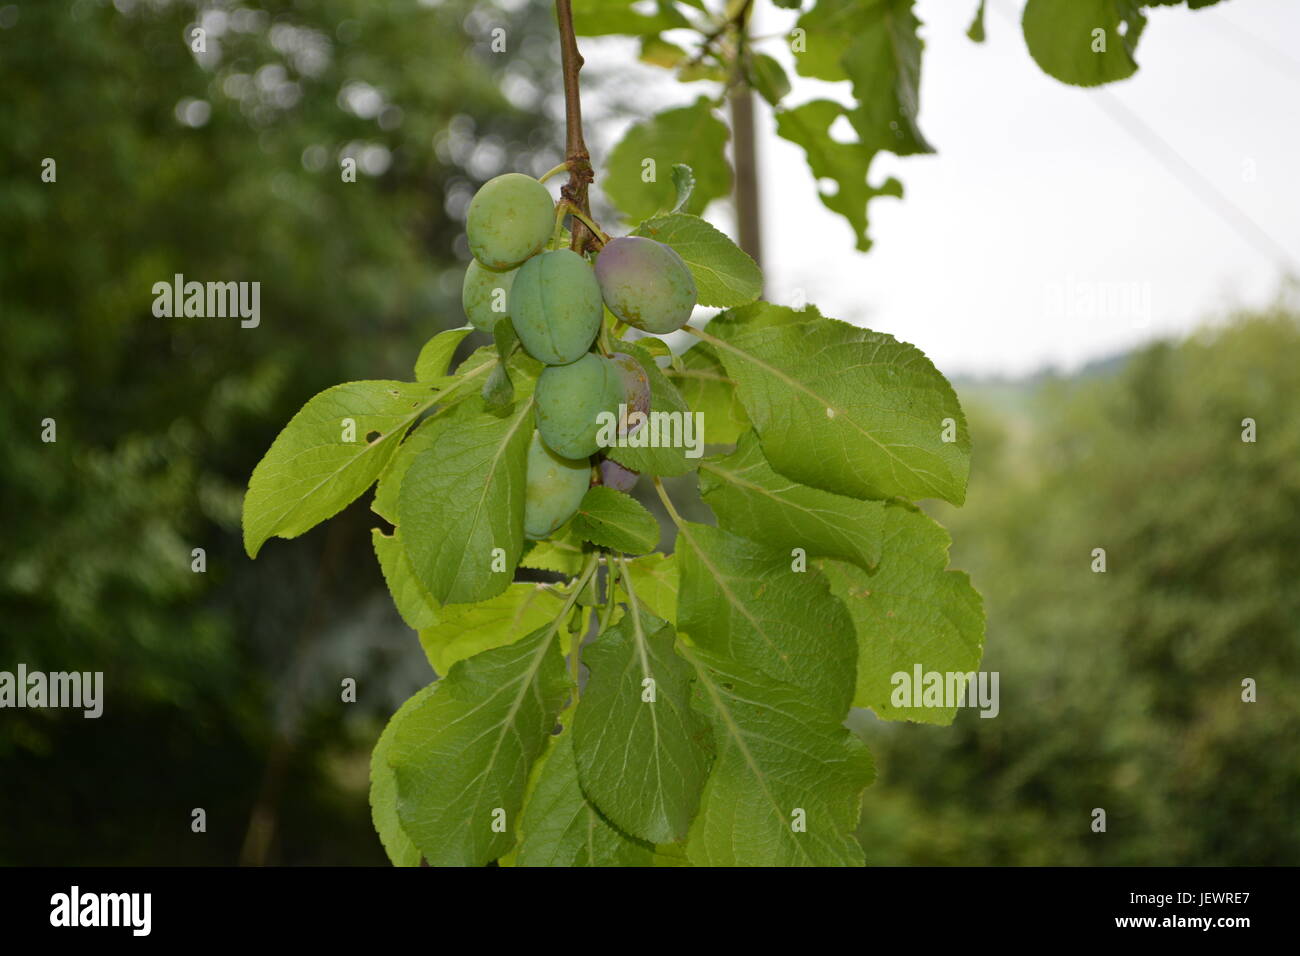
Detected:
left=669, top=163, right=695, bottom=215
left=372, top=528, right=440, bottom=631
left=573, top=607, right=713, bottom=843
left=681, top=642, right=876, bottom=866
left=571, top=486, right=660, bottom=554
left=677, top=59, right=729, bottom=83
left=967, top=0, right=987, bottom=42
left=790, top=0, right=935, bottom=155
left=572, top=0, right=688, bottom=36
left=1022, top=0, right=1145, bottom=87
left=699, top=430, right=885, bottom=570
left=604, top=99, right=731, bottom=223
left=822, top=504, right=985, bottom=724
left=415, top=325, right=473, bottom=382
left=621, top=552, right=679, bottom=622
left=775, top=99, right=903, bottom=253
left=791, top=0, right=853, bottom=81
left=605, top=343, right=698, bottom=477
left=369, top=683, right=433, bottom=867
left=398, top=396, right=534, bottom=605
left=371, top=414, right=441, bottom=524
left=747, top=52, right=791, bottom=105
left=418, top=581, right=563, bottom=675
left=514, top=732, right=656, bottom=867
left=482, top=363, right=514, bottom=413
left=840, top=0, right=934, bottom=155
left=373, top=358, right=510, bottom=524
left=706, top=303, right=970, bottom=504
left=639, top=34, right=687, bottom=69
left=675, top=521, right=858, bottom=707
left=791, top=0, right=934, bottom=156
left=242, top=380, right=437, bottom=558
left=667, top=343, right=750, bottom=445
left=520, top=530, right=587, bottom=576
left=390, top=622, right=571, bottom=866
left=633, top=213, right=762, bottom=308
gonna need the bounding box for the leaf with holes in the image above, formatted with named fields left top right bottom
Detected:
left=372, top=529, right=440, bottom=631
left=398, top=396, right=534, bottom=605
left=243, top=380, right=438, bottom=558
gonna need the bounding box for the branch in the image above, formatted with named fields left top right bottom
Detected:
left=555, top=0, right=595, bottom=253
left=686, top=0, right=755, bottom=69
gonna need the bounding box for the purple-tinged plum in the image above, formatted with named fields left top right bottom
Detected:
left=595, top=236, right=696, bottom=334
left=598, top=458, right=639, bottom=492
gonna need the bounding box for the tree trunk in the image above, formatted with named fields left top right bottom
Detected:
left=729, top=82, right=763, bottom=279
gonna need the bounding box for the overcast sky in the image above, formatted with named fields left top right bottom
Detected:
left=585, top=0, right=1300, bottom=377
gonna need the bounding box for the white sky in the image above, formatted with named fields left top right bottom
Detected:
left=584, top=0, right=1300, bottom=376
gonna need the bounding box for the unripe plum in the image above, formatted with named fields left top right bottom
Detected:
left=466, top=173, right=554, bottom=270
left=524, top=431, right=590, bottom=540
left=461, top=260, right=516, bottom=333
left=535, top=352, right=623, bottom=459
left=595, top=236, right=697, bottom=334
left=511, top=249, right=603, bottom=365
left=609, top=352, right=650, bottom=437
left=599, top=458, right=639, bottom=492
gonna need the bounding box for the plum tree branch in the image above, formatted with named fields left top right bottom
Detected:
left=555, top=0, right=596, bottom=254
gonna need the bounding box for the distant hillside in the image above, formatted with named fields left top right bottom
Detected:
left=950, top=349, right=1131, bottom=418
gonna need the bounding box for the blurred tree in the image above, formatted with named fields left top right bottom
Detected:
left=854, top=305, right=1300, bottom=865
left=0, top=0, right=563, bottom=864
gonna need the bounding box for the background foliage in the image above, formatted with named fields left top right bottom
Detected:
left=856, top=306, right=1300, bottom=865
left=0, top=0, right=559, bottom=864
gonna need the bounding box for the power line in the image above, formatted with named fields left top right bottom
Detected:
left=1090, top=88, right=1297, bottom=272
left=1204, top=9, right=1300, bottom=87
left=988, top=0, right=1297, bottom=273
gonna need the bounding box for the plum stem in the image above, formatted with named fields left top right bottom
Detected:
left=652, top=477, right=685, bottom=528
left=564, top=552, right=602, bottom=690
left=555, top=0, right=596, bottom=254
left=562, top=201, right=610, bottom=246
left=538, top=161, right=570, bottom=184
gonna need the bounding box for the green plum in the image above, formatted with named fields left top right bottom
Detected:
left=511, top=249, right=603, bottom=366
left=535, top=352, right=624, bottom=459
left=461, top=260, right=516, bottom=333
left=524, top=430, right=589, bottom=540
left=595, top=236, right=697, bottom=334
left=466, top=173, right=554, bottom=270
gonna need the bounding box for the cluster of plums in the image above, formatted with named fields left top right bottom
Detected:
left=461, top=172, right=698, bottom=539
